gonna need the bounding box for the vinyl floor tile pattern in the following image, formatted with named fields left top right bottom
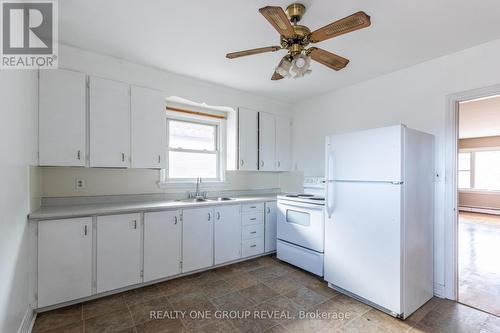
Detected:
left=33, top=255, right=500, bottom=333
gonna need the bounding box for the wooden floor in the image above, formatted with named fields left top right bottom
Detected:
left=32, top=254, right=500, bottom=333
left=459, top=212, right=500, bottom=317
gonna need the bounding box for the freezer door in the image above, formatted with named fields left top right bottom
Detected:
left=327, top=125, right=403, bottom=182
left=324, top=181, right=402, bottom=315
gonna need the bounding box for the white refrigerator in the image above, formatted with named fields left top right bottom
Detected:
left=324, top=124, right=434, bottom=319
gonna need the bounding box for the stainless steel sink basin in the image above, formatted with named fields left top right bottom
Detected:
left=208, top=197, right=235, bottom=201
left=178, top=198, right=209, bottom=203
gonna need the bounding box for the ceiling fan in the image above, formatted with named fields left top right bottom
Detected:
left=226, top=3, right=371, bottom=80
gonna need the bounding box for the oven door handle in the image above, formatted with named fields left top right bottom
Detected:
left=278, top=201, right=324, bottom=211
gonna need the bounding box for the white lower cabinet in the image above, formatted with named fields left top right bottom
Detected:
left=182, top=207, right=214, bottom=272
left=264, top=201, right=277, bottom=252
left=144, top=210, right=181, bottom=282
left=97, top=213, right=141, bottom=293
left=38, top=217, right=93, bottom=307
left=214, top=205, right=241, bottom=265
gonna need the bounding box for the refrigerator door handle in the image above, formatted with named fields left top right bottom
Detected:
left=326, top=144, right=335, bottom=218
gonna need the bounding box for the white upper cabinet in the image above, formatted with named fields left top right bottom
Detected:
left=144, top=210, right=181, bottom=282
left=258, top=112, right=276, bottom=171
left=131, top=86, right=166, bottom=169
left=214, top=205, right=241, bottom=265
left=39, top=69, right=87, bottom=166
left=37, top=217, right=92, bottom=307
left=96, top=213, right=141, bottom=293
left=89, top=77, right=130, bottom=168
left=238, top=108, right=258, bottom=171
left=275, top=116, right=292, bottom=171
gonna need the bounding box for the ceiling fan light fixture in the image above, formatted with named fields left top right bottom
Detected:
left=291, top=53, right=311, bottom=78
left=275, top=58, right=292, bottom=77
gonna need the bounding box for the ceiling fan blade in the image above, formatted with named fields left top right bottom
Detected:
left=226, top=46, right=281, bottom=59
left=309, top=11, right=371, bottom=43
left=309, top=47, right=349, bottom=71
left=259, top=6, right=295, bottom=38
left=271, top=71, right=284, bottom=80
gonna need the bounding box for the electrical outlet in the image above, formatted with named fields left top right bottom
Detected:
left=75, top=178, right=85, bottom=189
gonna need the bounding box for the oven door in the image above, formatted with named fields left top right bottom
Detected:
left=277, top=199, right=324, bottom=253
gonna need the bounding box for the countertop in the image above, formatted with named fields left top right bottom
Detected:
left=29, top=194, right=278, bottom=221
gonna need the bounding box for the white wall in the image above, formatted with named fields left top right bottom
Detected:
left=39, top=45, right=301, bottom=198
left=0, top=71, right=38, bottom=333
left=291, top=38, right=500, bottom=295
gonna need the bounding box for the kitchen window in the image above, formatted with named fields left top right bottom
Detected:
left=458, top=149, right=500, bottom=191
left=165, top=117, right=223, bottom=182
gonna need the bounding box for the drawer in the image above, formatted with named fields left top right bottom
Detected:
left=242, top=237, right=264, bottom=257
left=242, top=224, right=264, bottom=240
left=241, top=212, right=264, bottom=226
left=241, top=202, right=264, bottom=213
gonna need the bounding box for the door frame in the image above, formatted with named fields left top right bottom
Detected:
left=444, top=84, right=500, bottom=300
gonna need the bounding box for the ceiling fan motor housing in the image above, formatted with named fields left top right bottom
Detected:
left=286, top=3, right=306, bottom=23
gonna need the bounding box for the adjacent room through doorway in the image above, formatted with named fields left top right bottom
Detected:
left=458, top=95, right=500, bottom=316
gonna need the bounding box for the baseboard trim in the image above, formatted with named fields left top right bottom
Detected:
left=433, top=283, right=445, bottom=298
left=459, top=206, right=500, bottom=216
left=18, top=305, right=36, bottom=333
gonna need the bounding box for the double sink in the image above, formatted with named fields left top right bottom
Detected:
left=178, top=197, right=235, bottom=203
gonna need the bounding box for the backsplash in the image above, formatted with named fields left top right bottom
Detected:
left=39, top=167, right=303, bottom=198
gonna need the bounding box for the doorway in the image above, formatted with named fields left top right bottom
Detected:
left=457, top=95, right=500, bottom=316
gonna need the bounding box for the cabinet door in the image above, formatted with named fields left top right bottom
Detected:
left=182, top=207, right=214, bottom=272
left=276, top=116, right=292, bottom=171
left=89, top=77, right=130, bottom=167
left=97, top=213, right=141, bottom=293
left=39, top=69, right=86, bottom=166
left=264, top=201, right=278, bottom=252
left=144, top=210, right=181, bottom=282
left=214, top=205, right=241, bottom=265
left=38, top=217, right=92, bottom=307
left=238, top=108, right=258, bottom=170
left=258, top=112, right=276, bottom=171
left=131, top=86, right=166, bottom=169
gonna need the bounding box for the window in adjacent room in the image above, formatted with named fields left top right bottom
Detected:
left=166, top=117, right=223, bottom=181
left=458, top=152, right=472, bottom=189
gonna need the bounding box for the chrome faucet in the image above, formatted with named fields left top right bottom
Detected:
left=193, top=177, right=206, bottom=199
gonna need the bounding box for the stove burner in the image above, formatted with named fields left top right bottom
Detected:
left=286, top=194, right=300, bottom=197
left=310, top=197, right=325, bottom=201
left=297, top=194, right=314, bottom=198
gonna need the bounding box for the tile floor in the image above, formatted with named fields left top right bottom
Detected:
left=33, top=255, right=500, bottom=333
left=459, top=212, right=500, bottom=316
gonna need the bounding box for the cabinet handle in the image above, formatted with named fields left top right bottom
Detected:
left=250, top=231, right=257, bottom=234
left=133, top=220, right=137, bottom=229
left=260, top=160, right=264, bottom=167
left=267, top=207, right=271, bottom=214
left=277, top=161, right=281, bottom=168
left=122, top=153, right=125, bottom=162
left=77, top=150, right=81, bottom=160
left=250, top=244, right=257, bottom=248
left=208, top=213, right=211, bottom=221
left=84, top=225, right=88, bottom=236
left=240, top=159, right=244, bottom=167
left=216, top=212, right=221, bottom=220
left=250, top=206, right=256, bottom=209
left=250, top=218, right=256, bottom=221
left=174, top=216, right=178, bottom=224
left=158, top=155, right=161, bottom=163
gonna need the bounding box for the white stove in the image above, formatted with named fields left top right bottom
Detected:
left=277, top=177, right=325, bottom=276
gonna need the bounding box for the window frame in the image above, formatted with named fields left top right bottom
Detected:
left=160, top=113, right=226, bottom=185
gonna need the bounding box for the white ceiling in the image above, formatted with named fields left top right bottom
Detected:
left=59, top=0, right=500, bottom=102
left=459, top=96, right=500, bottom=139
